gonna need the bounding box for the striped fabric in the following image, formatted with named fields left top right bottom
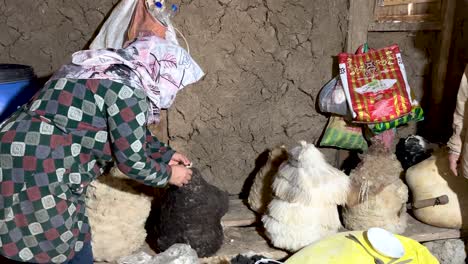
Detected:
left=370, top=106, right=424, bottom=134
left=338, top=44, right=413, bottom=123
left=320, top=116, right=368, bottom=151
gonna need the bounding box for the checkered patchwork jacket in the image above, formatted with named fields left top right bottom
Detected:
left=0, top=78, right=174, bottom=263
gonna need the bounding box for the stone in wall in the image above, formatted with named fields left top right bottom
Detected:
left=423, top=239, right=466, bottom=264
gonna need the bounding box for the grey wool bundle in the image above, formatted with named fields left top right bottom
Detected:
left=248, top=146, right=288, bottom=214
left=262, top=141, right=350, bottom=252
left=156, top=167, right=229, bottom=258
left=343, top=141, right=408, bottom=234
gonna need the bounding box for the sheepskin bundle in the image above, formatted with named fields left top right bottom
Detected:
left=262, top=141, right=350, bottom=252
left=395, top=135, right=432, bottom=170
left=156, top=167, right=229, bottom=257
left=230, top=254, right=277, bottom=264
left=86, top=167, right=154, bottom=262
left=248, top=146, right=288, bottom=214
left=343, top=141, right=408, bottom=234
left=406, top=149, right=468, bottom=229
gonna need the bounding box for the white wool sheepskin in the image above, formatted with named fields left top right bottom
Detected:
left=343, top=180, right=408, bottom=234
left=86, top=167, right=153, bottom=262
left=248, top=146, right=288, bottom=213
left=262, top=141, right=350, bottom=252
left=343, top=141, right=408, bottom=234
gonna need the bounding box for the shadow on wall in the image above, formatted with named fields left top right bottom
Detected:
left=240, top=48, right=346, bottom=200
left=239, top=149, right=270, bottom=199
left=83, top=1, right=123, bottom=50
left=429, top=0, right=468, bottom=143
left=414, top=30, right=438, bottom=142
left=368, top=30, right=438, bottom=142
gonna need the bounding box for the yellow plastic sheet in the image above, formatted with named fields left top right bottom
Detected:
left=285, top=231, right=439, bottom=264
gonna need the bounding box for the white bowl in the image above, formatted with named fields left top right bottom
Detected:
left=367, top=227, right=405, bottom=258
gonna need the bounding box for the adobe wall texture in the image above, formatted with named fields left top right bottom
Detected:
left=0, top=0, right=119, bottom=77
left=167, top=0, right=348, bottom=193
left=5, top=0, right=458, bottom=194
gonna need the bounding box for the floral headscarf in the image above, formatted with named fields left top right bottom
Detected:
left=52, top=35, right=204, bottom=124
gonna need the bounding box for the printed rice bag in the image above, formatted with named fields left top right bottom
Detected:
left=320, top=115, right=368, bottom=151
left=338, top=44, right=415, bottom=123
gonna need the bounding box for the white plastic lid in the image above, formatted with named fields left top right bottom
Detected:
left=367, top=227, right=405, bottom=258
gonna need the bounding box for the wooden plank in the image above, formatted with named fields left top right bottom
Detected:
left=221, top=200, right=468, bottom=241
left=369, top=21, right=441, bottom=31
left=202, top=214, right=466, bottom=263
left=430, top=0, right=456, bottom=105
left=381, top=0, right=438, bottom=6
left=375, top=3, right=441, bottom=21
left=376, top=14, right=439, bottom=22
left=206, top=201, right=468, bottom=263
left=375, top=2, right=440, bottom=17
left=403, top=214, right=468, bottom=242
left=221, top=198, right=257, bottom=227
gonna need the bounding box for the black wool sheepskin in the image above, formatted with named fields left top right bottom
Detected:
left=230, top=254, right=271, bottom=264
left=395, top=135, right=432, bottom=170
left=156, top=167, right=229, bottom=257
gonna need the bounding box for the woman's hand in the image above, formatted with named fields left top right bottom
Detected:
left=448, top=152, right=460, bottom=176
left=168, top=165, right=193, bottom=187
left=169, top=152, right=191, bottom=166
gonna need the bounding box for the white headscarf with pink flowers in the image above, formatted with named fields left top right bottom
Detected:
left=52, top=35, right=204, bottom=124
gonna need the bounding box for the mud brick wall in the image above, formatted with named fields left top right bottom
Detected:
left=0, top=0, right=120, bottom=77
left=169, top=0, right=348, bottom=193
left=3, top=0, right=452, bottom=194
left=2, top=0, right=347, bottom=194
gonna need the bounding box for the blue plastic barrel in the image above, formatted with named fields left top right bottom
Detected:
left=0, top=64, right=38, bottom=122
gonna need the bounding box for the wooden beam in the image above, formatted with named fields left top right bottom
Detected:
left=338, top=0, right=375, bottom=169
left=346, top=0, right=375, bottom=53
left=209, top=200, right=468, bottom=262
left=402, top=215, right=468, bottom=242
left=221, top=198, right=257, bottom=227
left=209, top=214, right=466, bottom=263
left=431, top=0, right=456, bottom=105
left=381, top=0, right=438, bottom=6
left=221, top=199, right=468, bottom=242
left=375, top=2, right=441, bottom=20
left=376, top=14, right=439, bottom=22
left=369, top=21, right=441, bottom=31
